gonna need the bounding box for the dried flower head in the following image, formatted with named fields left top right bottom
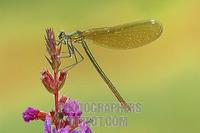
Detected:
left=45, top=28, right=61, bottom=71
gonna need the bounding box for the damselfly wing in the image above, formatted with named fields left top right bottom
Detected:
left=82, top=19, right=162, bottom=49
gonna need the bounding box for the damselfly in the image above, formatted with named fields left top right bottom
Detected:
left=58, top=20, right=163, bottom=111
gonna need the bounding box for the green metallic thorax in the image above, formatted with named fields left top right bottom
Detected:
left=68, top=31, right=84, bottom=43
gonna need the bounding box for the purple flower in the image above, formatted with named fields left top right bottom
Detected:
left=44, top=116, right=51, bottom=133
left=79, top=122, right=92, bottom=133
left=22, top=107, right=39, bottom=122
left=67, top=122, right=92, bottom=133
left=71, top=130, right=80, bottom=133
left=63, top=99, right=82, bottom=119
left=53, top=127, right=69, bottom=133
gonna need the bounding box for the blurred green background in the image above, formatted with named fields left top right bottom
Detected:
left=0, top=0, right=200, bottom=132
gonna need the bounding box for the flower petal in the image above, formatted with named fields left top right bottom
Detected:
left=53, top=126, right=69, bottom=133
left=44, top=116, right=52, bottom=133
left=63, top=99, right=82, bottom=118
left=22, top=107, right=39, bottom=122
left=41, top=70, right=54, bottom=93
left=79, top=122, right=92, bottom=133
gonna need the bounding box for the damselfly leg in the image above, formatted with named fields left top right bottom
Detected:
left=59, top=38, right=84, bottom=71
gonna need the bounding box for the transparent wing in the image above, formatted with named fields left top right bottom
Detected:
left=82, top=20, right=163, bottom=49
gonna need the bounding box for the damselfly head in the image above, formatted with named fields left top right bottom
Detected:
left=58, top=30, right=66, bottom=40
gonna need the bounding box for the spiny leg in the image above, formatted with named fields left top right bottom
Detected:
left=61, top=46, right=84, bottom=71
left=60, top=39, right=73, bottom=58
left=56, top=40, right=62, bottom=46
left=69, top=39, right=78, bottom=63
left=56, top=39, right=71, bottom=58
left=61, top=41, right=84, bottom=71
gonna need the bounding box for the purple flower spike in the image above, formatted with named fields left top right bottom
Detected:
left=44, top=116, right=52, bottom=133
left=71, top=130, right=80, bottom=133
left=22, top=29, right=92, bottom=133
left=63, top=99, right=82, bottom=118
left=79, top=122, right=92, bottom=133
left=22, top=107, right=39, bottom=122
left=53, top=127, right=69, bottom=133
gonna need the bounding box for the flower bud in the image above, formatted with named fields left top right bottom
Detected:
left=41, top=70, right=55, bottom=93
left=22, top=107, right=39, bottom=122
left=58, top=70, right=67, bottom=90
left=22, top=107, right=48, bottom=123
left=41, top=70, right=67, bottom=93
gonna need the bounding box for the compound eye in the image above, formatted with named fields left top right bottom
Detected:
left=58, top=31, right=65, bottom=39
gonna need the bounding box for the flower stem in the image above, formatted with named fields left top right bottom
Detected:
left=54, top=69, right=59, bottom=129
left=54, top=70, right=59, bottom=112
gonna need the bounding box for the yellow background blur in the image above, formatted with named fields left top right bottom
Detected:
left=0, top=0, right=200, bottom=132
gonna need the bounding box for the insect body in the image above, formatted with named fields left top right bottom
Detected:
left=58, top=20, right=163, bottom=111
